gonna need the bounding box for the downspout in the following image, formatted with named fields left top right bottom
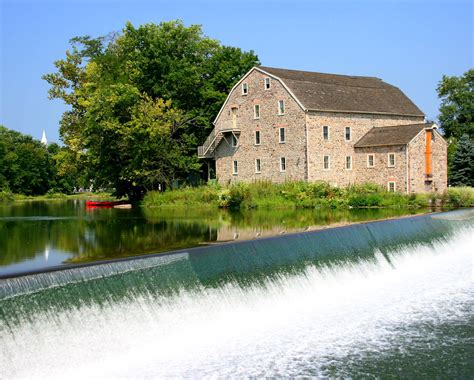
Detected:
left=406, top=143, right=410, bottom=194
left=304, top=110, right=309, bottom=182
left=425, top=129, right=433, bottom=177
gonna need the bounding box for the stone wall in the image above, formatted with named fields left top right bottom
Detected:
left=210, top=69, right=447, bottom=193
left=354, top=145, right=408, bottom=192
left=408, top=129, right=448, bottom=193
left=305, top=112, right=424, bottom=187
left=214, top=69, right=307, bottom=184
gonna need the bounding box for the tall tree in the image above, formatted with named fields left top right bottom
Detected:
left=437, top=69, right=474, bottom=139
left=43, top=21, right=259, bottom=199
left=0, top=126, right=50, bottom=195
left=449, top=134, right=474, bottom=187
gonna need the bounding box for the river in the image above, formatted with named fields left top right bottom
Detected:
left=0, top=202, right=472, bottom=378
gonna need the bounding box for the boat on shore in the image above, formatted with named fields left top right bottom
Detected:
left=85, top=200, right=129, bottom=208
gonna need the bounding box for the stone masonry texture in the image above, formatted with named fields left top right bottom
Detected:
left=210, top=68, right=447, bottom=193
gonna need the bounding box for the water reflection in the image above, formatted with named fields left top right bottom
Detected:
left=0, top=201, right=427, bottom=275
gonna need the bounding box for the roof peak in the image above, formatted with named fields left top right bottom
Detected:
left=258, top=65, right=380, bottom=82
left=255, top=65, right=424, bottom=117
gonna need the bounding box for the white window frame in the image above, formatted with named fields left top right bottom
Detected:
left=242, top=83, right=248, bottom=95
left=233, top=160, right=238, bottom=175
left=254, top=104, right=260, bottom=119
left=255, top=158, right=261, bottom=173
left=345, top=155, right=352, bottom=170
left=388, top=153, right=396, bottom=167
left=255, top=130, right=261, bottom=145
left=323, top=126, right=329, bottom=140
left=279, top=127, right=286, bottom=143
left=280, top=157, right=286, bottom=172
left=231, top=134, right=238, bottom=148
left=264, top=77, right=271, bottom=90
left=388, top=181, right=396, bottom=192
left=278, top=100, right=285, bottom=115
left=345, top=126, right=351, bottom=141
left=323, top=155, right=330, bottom=170
left=367, top=154, right=375, bottom=168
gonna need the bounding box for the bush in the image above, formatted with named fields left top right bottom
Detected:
left=218, top=184, right=250, bottom=209
left=0, top=190, right=13, bottom=203
left=141, top=181, right=473, bottom=211
left=445, top=187, right=474, bottom=207
left=348, top=193, right=383, bottom=207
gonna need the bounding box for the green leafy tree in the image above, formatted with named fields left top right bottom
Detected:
left=437, top=70, right=474, bottom=139
left=43, top=21, right=259, bottom=199
left=450, top=134, right=474, bottom=187
left=0, top=126, right=50, bottom=195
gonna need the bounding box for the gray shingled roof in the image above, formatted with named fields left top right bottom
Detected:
left=259, top=66, right=424, bottom=117
left=354, top=123, right=433, bottom=148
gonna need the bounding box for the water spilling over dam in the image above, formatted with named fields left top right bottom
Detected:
left=1, top=210, right=473, bottom=378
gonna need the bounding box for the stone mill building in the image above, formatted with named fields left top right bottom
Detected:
left=198, top=66, right=447, bottom=193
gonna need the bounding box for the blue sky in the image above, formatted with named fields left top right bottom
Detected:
left=0, top=0, right=472, bottom=143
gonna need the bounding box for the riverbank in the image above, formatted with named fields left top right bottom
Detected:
left=142, top=182, right=474, bottom=210
left=0, top=191, right=113, bottom=203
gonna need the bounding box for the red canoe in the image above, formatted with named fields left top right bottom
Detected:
left=85, top=200, right=127, bottom=208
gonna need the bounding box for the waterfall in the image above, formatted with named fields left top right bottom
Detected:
left=1, top=210, right=473, bottom=378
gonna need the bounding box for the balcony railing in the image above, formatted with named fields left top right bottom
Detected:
left=198, top=120, right=240, bottom=158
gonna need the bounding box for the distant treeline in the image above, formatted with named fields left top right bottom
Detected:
left=0, top=125, right=84, bottom=195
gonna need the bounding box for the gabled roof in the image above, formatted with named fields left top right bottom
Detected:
left=258, top=66, right=424, bottom=117
left=354, top=123, right=434, bottom=148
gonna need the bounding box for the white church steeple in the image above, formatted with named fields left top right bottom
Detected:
left=41, top=129, right=48, bottom=145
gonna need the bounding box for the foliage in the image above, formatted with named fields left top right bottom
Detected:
left=0, top=125, right=87, bottom=197
left=0, top=190, right=14, bottom=203
left=437, top=69, right=474, bottom=139
left=449, top=134, right=474, bottom=187
left=444, top=187, right=474, bottom=207
left=0, top=125, right=50, bottom=195
left=43, top=20, right=259, bottom=200
left=142, top=181, right=465, bottom=210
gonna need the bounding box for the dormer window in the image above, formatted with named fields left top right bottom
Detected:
left=264, top=77, right=271, bottom=90
left=242, top=83, right=248, bottom=95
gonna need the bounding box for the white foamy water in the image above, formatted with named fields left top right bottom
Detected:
left=1, top=227, right=473, bottom=378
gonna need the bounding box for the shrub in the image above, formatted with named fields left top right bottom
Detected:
left=348, top=193, right=383, bottom=207
left=218, top=184, right=250, bottom=209
left=0, top=190, right=13, bottom=203
left=445, top=187, right=474, bottom=207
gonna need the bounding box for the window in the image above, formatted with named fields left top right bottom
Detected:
left=323, top=155, right=330, bottom=170
left=345, top=156, right=352, bottom=170
left=279, top=127, right=286, bottom=143
left=255, top=159, right=261, bottom=173
left=388, top=153, right=396, bottom=167
left=388, top=181, right=396, bottom=192
left=242, top=83, right=248, bottom=95
left=255, top=130, right=261, bottom=145
left=280, top=157, right=286, bottom=172
left=264, top=77, right=271, bottom=90
left=254, top=104, right=260, bottom=119
left=231, top=134, right=238, bottom=147
left=367, top=154, right=374, bottom=168
left=278, top=100, right=285, bottom=115
left=233, top=160, right=238, bottom=175
left=323, top=126, right=329, bottom=140
left=345, top=127, right=351, bottom=141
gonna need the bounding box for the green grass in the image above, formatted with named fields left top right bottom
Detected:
left=0, top=191, right=114, bottom=203
left=142, top=181, right=474, bottom=210
left=444, top=187, right=474, bottom=207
